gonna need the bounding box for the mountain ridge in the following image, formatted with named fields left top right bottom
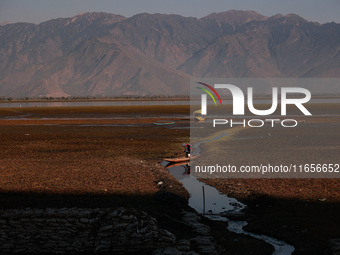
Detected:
left=0, top=10, right=339, bottom=97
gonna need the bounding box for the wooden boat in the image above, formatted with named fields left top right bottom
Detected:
left=153, top=122, right=175, bottom=125
left=193, top=110, right=205, bottom=122
left=164, top=155, right=198, bottom=163
left=165, top=161, right=189, bottom=168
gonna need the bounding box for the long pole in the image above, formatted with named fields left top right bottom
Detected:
left=202, top=186, right=205, bottom=214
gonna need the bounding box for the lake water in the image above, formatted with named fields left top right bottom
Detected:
left=0, top=98, right=338, bottom=108
left=0, top=100, right=190, bottom=108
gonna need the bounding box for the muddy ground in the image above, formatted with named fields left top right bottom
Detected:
left=0, top=104, right=339, bottom=254
left=199, top=104, right=340, bottom=255
left=0, top=105, right=272, bottom=254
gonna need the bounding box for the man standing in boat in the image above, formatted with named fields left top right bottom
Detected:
left=183, top=143, right=191, bottom=158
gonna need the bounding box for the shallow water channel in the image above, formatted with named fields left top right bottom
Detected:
left=164, top=163, right=295, bottom=255
left=162, top=133, right=295, bottom=254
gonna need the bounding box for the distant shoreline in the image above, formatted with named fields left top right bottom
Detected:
left=0, top=95, right=339, bottom=104
left=0, top=97, right=190, bottom=104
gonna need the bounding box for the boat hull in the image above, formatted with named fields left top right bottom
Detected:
left=164, top=155, right=197, bottom=163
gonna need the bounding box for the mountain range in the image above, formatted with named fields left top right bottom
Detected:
left=0, top=10, right=339, bottom=97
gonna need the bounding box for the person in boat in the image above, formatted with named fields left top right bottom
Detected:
left=182, top=143, right=191, bottom=158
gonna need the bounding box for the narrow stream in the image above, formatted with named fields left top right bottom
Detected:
left=162, top=132, right=295, bottom=254
left=164, top=163, right=295, bottom=255
left=228, top=221, right=295, bottom=255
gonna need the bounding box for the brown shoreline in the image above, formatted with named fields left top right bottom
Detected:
left=0, top=98, right=190, bottom=104
left=0, top=105, right=339, bottom=254
left=0, top=96, right=339, bottom=104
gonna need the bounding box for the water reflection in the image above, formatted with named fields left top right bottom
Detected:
left=163, top=162, right=245, bottom=215
left=164, top=162, right=295, bottom=255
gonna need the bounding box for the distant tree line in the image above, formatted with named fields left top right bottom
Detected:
left=1, top=93, right=339, bottom=102
left=0, top=95, right=190, bottom=102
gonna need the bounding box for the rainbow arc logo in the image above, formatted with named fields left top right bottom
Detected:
left=196, top=82, right=223, bottom=106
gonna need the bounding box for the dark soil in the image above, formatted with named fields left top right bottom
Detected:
left=0, top=105, right=272, bottom=254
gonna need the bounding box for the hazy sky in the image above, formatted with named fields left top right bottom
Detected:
left=0, top=0, right=339, bottom=24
